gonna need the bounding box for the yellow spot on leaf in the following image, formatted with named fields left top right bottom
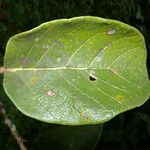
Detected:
left=115, top=95, right=124, bottom=101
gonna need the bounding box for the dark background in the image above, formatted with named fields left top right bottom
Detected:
left=0, top=0, right=150, bottom=150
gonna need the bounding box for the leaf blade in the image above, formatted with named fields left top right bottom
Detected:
left=3, top=16, right=150, bottom=125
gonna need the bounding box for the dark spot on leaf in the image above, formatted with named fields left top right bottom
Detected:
left=47, top=90, right=56, bottom=96
left=107, top=30, right=116, bottom=35
left=89, top=75, right=96, bottom=81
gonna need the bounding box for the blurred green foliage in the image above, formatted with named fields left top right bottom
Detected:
left=0, top=0, right=150, bottom=150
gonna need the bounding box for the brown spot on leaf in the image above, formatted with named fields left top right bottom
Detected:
left=81, top=113, right=89, bottom=120
left=30, top=77, right=38, bottom=85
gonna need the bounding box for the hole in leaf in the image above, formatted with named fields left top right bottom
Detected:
left=89, top=75, right=96, bottom=81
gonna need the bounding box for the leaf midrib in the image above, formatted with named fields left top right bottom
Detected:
left=4, top=67, right=137, bottom=72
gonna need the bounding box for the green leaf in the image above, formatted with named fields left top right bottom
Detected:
left=3, top=16, right=150, bottom=125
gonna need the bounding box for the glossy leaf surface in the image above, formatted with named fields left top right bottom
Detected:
left=3, top=16, right=150, bottom=125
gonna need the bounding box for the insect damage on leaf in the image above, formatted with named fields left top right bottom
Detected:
left=89, top=74, right=97, bottom=81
